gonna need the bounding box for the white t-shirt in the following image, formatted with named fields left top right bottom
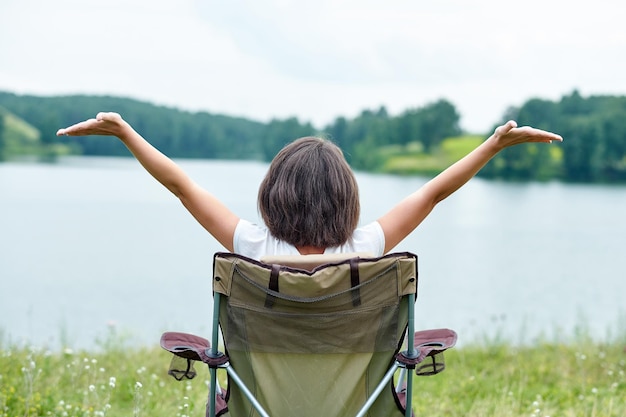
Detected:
left=233, top=219, right=385, bottom=260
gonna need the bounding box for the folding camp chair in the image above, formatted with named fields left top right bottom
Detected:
left=161, top=252, right=456, bottom=417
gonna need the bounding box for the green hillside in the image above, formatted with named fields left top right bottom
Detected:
left=0, top=106, right=73, bottom=160
left=380, top=135, right=484, bottom=176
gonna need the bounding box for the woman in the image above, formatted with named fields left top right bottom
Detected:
left=57, top=112, right=562, bottom=259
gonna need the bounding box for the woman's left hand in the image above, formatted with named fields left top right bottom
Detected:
left=491, top=120, right=563, bottom=149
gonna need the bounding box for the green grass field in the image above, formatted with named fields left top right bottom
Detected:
left=0, top=108, right=73, bottom=159
left=380, top=135, right=485, bottom=176
left=1, top=332, right=624, bottom=417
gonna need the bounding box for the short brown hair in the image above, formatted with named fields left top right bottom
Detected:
left=258, top=137, right=360, bottom=248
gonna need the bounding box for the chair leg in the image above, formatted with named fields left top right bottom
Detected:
left=355, top=362, right=400, bottom=417
left=404, top=371, right=413, bottom=417
left=396, top=368, right=407, bottom=393
left=208, top=367, right=218, bottom=417
left=224, top=364, right=270, bottom=417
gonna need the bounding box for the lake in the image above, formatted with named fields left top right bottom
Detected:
left=1, top=157, right=625, bottom=350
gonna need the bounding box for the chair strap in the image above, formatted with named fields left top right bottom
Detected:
left=264, top=264, right=281, bottom=308
left=263, top=260, right=362, bottom=309
left=350, top=258, right=361, bottom=307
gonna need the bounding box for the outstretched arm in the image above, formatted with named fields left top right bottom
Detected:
left=377, top=120, right=563, bottom=253
left=57, top=112, right=239, bottom=251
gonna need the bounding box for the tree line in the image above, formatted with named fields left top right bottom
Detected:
left=1, top=90, right=625, bottom=182
left=480, top=90, right=626, bottom=182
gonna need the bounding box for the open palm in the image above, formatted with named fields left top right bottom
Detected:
left=494, top=120, right=563, bottom=148
left=57, top=112, right=128, bottom=137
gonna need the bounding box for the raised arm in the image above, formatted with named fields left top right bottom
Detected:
left=377, top=120, right=563, bottom=253
left=57, top=112, right=239, bottom=251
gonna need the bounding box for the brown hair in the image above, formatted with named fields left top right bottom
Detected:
left=258, top=136, right=360, bottom=248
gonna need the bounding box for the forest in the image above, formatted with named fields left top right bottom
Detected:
left=1, top=90, right=625, bottom=182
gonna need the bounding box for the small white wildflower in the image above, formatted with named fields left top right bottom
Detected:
left=30, top=360, right=36, bottom=369
left=104, top=404, right=111, bottom=410
left=135, top=381, right=143, bottom=389
left=591, top=387, right=598, bottom=394
left=89, top=385, right=96, bottom=392
left=85, top=365, right=90, bottom=370
left=532, top=401, right=540, bottom=407
left=99, top=367, right=106, bottom=373
left=109, top=377, right=116, bottom=388
left=91, top=358, right=97, bottom=364
left=64, top=348, right=74, bottom=355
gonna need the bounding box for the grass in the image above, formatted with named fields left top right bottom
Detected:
left=0, top=107, right=74, bottom=160
left=412, top=341, right=625, bottom=416
left=380, top=135, right=485, bottom=176
left=0, top=343, right=207, bottom=417
left=0, top=108, right=41, bottom=157
left=1, top=331, right=624, bottom=417
left=0, top=282, right=624, bottom=417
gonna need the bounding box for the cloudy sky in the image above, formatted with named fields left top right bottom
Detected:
left=1, top=0, right=625, bottom=133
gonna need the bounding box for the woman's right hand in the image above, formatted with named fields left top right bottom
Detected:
left=57, top=111, right=240, bottom=252
left=56, top=112, right=130, bottom=138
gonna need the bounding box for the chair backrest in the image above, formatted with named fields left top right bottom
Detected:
left=212, top=251, right=418, bottom=417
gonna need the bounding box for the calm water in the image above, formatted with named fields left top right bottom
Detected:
left=1, top=157, right=625, bottom=350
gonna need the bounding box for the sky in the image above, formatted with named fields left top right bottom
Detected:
left=1, top=0, right=625, bottom=133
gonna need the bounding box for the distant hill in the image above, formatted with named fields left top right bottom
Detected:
left=1, top=90, right=625, bottom=182
left=1, top=107, right=39, bottom=143
left=0, top=106, right=72, bottom=160
left=0, top=91, right=293, bottom=161
left=0, top=91, right=461, bottom=167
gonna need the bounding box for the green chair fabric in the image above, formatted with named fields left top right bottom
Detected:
left=161, top=252, right=456, bottom=417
